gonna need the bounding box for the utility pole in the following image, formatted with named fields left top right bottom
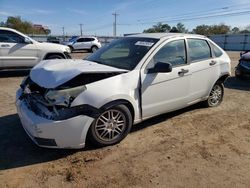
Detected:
left=79, top=24, right=83, bottom=36
left=62, top=26, right=65, bottom=41
left=112, top=12, right=119, bottom=36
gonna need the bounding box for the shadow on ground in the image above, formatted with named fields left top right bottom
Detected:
left=225, top=76, right=250, bottom=91
left=0, top=114, right=76, bottom=170
left=131, top=103, right=203, bottom=133
left=0, top=69, right=30, bottom=78
left=0, top=103, right=203, bottom=170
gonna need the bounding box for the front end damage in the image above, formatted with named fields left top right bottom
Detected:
left=16, top=59, right=137, bottom=148
left=16, top=72, right=123, bottom=148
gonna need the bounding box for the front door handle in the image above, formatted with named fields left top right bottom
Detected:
left=209, top=60, right=217, bottom=66
left=1, top=44, right=10, bottom=47
left=178, top=69, right=189, bottom=76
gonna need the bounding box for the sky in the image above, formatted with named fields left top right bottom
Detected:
left=0, top=0, right=250, bottom=36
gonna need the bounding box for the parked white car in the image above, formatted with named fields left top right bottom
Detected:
left=16, top=33, right=231, bottom=149
left=64, top=36, right=101, bottom=52
left=0, top=27, right=71, bottom=69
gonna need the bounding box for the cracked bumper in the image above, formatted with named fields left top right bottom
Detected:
left=16, top=98, right=94, bottom=149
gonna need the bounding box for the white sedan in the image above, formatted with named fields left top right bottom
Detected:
left=16, top=33, right=231, bottom=149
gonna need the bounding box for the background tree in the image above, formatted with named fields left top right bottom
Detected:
left=1, top=16, right=49, bottom=35
left=170, top=26, right=179, bottom=33
left=193, top=24, right=230, bottom=35
left=143, top=22, right=171, bottom=33
left=192, top=24, right=210, bottom=35
left=231, top=27, right=240, bottom=34
left=239, top=25, right=250, bottom=33
left=176, top=22, right=188, bottom=33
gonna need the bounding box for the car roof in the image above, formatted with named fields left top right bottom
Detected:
left=128, top=33, right=206, bottom=39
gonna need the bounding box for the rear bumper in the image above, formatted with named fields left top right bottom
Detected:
left=16, top=98, right=94, bottom=149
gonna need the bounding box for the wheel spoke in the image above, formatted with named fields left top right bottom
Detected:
left=96, top=127, right=106, bottom=131
left=107, top=111, right=111, bottom=120
left=96, top=124, right=105, bottom=128
left=117, top=123, right=124, bottom=127
left=116, top=126, right=122, bottom=133
left=99, top=116, right=108, bottom=124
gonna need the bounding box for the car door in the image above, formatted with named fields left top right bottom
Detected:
left=84, top=38, right=94, bottom=49
left=0, top=29, right=38, bottom=68
left=141, top=38, right=191, bottom=119
left=72, top=38, right=85, bottom=50
left=187, top=38, right=219, bottom=102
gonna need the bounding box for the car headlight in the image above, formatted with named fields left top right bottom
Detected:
left=45, top=85, right=86, bottom=107
left=65, top=46, right=71, bottom=53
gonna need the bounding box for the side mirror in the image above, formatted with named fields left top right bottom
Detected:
left=24, top=37, right=32, bottom=44
left=147, top=62, right=172, bottom=74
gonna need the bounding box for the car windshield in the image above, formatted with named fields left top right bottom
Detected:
left=85, top=37, right=159, bottom=70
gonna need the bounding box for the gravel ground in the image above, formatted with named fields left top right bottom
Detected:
left=0, top=52, right=250, bottom=188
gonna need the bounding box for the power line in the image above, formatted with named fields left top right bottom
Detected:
left=117, top=9, right=250, bottom=26
left=141, top=10, right=250, bottom=24
left=137, top=2, right=250, bottom=22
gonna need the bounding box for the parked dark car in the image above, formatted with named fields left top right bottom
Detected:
left=235, top=51, right=250, bottom=78
left=47, top=36, right=60, bottom=44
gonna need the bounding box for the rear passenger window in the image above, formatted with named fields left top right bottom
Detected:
left=153, top=39, right=186, bottom=67
left=187, top=39, right=211, bottom=62
left=211, top=43, right=223, bottom=57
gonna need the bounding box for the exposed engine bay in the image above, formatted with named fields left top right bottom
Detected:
left=19, top=72, right=124, bottom=120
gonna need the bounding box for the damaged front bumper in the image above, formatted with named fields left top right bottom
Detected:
left=16, top=89, right=95, bottom=149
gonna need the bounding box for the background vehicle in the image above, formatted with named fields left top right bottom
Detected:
left=16, top=33, right=231, bottom=149
left=47, top=36, right=61, bottom=44
left=0, top=27, right=71, bottom=69
left=235, top=51, right=250, bottom=78
left=64, top=36, right=101, bottom=52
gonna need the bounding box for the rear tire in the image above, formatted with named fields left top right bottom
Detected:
left=204, top=82, right=224, bottom=107
left=89, top=105, right=132, bottom=147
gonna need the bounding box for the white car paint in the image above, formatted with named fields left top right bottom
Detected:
left=30, top=59, right=128, bottom=88
left=0, top=27, right=71, bottom=69
left=64, top=36, right=101, bottom=51
left=16, top=33, right=231, bottom=148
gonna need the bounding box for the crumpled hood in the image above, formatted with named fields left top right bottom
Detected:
left=30, top=59, right=128, bottom=88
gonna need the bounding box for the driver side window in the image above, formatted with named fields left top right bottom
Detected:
left=153, top=39, right=187, bottom=67
left=0, top=30, right=24, bottom=43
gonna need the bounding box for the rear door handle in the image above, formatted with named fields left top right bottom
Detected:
left=178, top=69, right=189, bottom=76
left=1, top=44, right=10, bottom=47
left=209, top=60, right=217, bottom=66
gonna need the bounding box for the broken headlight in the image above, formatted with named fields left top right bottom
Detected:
left=45, top=85, right=86, bottom=107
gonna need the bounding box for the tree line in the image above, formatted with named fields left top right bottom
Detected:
left=0, top=16, right=51, bottom=35
left=143, top=22, right=250, bottom=35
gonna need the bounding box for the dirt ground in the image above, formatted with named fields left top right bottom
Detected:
left=0, top=52, right=250, bottom=188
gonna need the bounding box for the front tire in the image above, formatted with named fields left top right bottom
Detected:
left=46, top=54, right=64, bottom=59
left=91, top=46, right=98, bottom=53
left=89, top=105, right=132, bottom=147
left=204, top=82, right=224, bottom=107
